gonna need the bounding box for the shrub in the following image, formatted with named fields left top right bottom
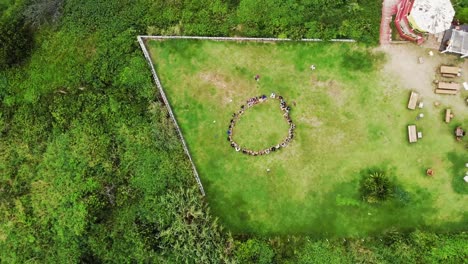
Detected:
left=359, top=171, right=394, bottom=203
left=235, top=239, right=274, bottom=264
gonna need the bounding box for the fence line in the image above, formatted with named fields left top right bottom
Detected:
left=139, top=35, right=355, bottom=43
left=137, top=35, right=356, bottom=197
left=137, top=36, right=206, bottom=196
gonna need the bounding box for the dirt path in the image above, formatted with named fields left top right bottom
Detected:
left=379, top=44, right=468, bottom=113
left=380, top=0, right=400, bottom=45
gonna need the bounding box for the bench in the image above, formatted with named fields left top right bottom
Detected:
left=445, top=109, right=454, bottom=123
left=435, top=89, right=458, bottom=95
left=442, top=73, right=458, bottom=78
left=438, top=82, right=460, bottom=90
left=407, top=91, right=419, bottom=110
left=408, top=125, right=417, bottom=143
left=440, top=66, right=460, bottom=75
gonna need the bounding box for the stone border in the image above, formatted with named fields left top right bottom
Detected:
left=137, top=36, right=356, bottom=197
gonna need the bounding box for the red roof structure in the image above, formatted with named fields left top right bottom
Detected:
left=395, top=0, right=424, bottom=44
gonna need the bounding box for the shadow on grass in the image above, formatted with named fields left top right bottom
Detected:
left=295, top=166, right=437, bottom=238
left=341, top=49, right=385, bottom=73
left=446, top=151, right=468, bottom=194
left=150, top=39, right=205, bottom=64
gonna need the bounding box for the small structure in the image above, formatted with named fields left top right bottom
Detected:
left=455, top=126, right=465, bottom=141
left=426, top=168, right=434, bottom=176
left=395, top=0, right=424, bottom=44
left=445, top=109, right=454, bottom=123
left=407, top=91, right=419, bottom=110
left=441, top=29, right=468, bottom=58
left=408, top=125, right=418, bottom=143
left=408, top=0, right=455, bottom=34
left=395, top=0, right=455, bottom=44
left=417, top=131, right=423, bottom=139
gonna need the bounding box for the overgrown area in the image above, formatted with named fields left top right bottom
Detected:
left=0, top=0, right=466, bottom=262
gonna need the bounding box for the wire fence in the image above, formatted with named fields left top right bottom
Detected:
left=138, top=36, right=206, bottom=196
left=139, top=35, right=356, bottom=42
left=137, top=35, right=357, bottom=197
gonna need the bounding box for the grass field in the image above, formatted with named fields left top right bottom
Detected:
left=148, top=39, right=468, bottom=236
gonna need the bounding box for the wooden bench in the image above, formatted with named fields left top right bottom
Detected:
left=435, top=89, right=458, bottom=95
left=445, top=109, right=454, bottom=123
left=438, top=82, right=460, bottom=90
left=407, top=91, right=419, bottom=110
left=440, top=66, right=460, bottom=75
left=442, top=73, right=458, bottom=78
left=408, top=125, right=417, bottom=143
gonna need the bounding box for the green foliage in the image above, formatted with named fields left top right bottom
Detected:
left=454, top=0, right=468, bottom=23
left=297, top=241, right=349, bottom=264
left=342, top=50, right=385, bottom=72
left=447, top=151, right=468, bottom=194
left=0, top=2, right=34, bottom=69
left=235, top=238, right=275, bottom=264
left=335, top=194, right=360, bottom=206
left=428, top=232, right=468, bottom=263
left=360, top=171, right=394, bottom=203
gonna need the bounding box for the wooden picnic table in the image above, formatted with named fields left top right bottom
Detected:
left=408, top=125, right=417, bottom=143
left=440, top=66, right=460, bottom=75
left=407, top=91, right=419, bottom=110
left=435, top=89, right=458, bottom=95
left=438, top=82, right=460, bottom=90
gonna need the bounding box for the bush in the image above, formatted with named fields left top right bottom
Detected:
left=0, top=10, right=34, bottom=69
left=235, top=239, right=274, bottom=264
left=359, top=171, right=394, bottom=203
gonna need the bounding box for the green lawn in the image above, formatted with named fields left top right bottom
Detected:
left=148, top=39, right=468, bottom=236
left=231, top=97, right=292, bottom=151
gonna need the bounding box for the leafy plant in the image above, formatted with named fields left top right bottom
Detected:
left=359, top=171, right=394, bottom=203
left=235, top=238, right=274, bottom=264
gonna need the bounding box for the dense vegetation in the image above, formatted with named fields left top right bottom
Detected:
left=0, top=0, right=466, bottom=262
left=454, top=0, right=468, bottom=23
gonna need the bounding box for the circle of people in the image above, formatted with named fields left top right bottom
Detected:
left=227, top=93, right=295, bottom=156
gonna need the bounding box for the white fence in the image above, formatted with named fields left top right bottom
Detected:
left=138, top=36, right=206, bottom=196
left=137, top=35, right=356, bottom=196
left=139, top=35, right=355, bottom=42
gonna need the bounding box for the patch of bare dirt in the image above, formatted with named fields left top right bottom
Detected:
left=299, top=116, right=323, bottom=128
left=377, top=44, right=468, bottom=113
left=198, top=72, right=234, bottom=105
left=199, top=72, right=228, bottom=89
left=315, top=79, right=346, bottom=107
